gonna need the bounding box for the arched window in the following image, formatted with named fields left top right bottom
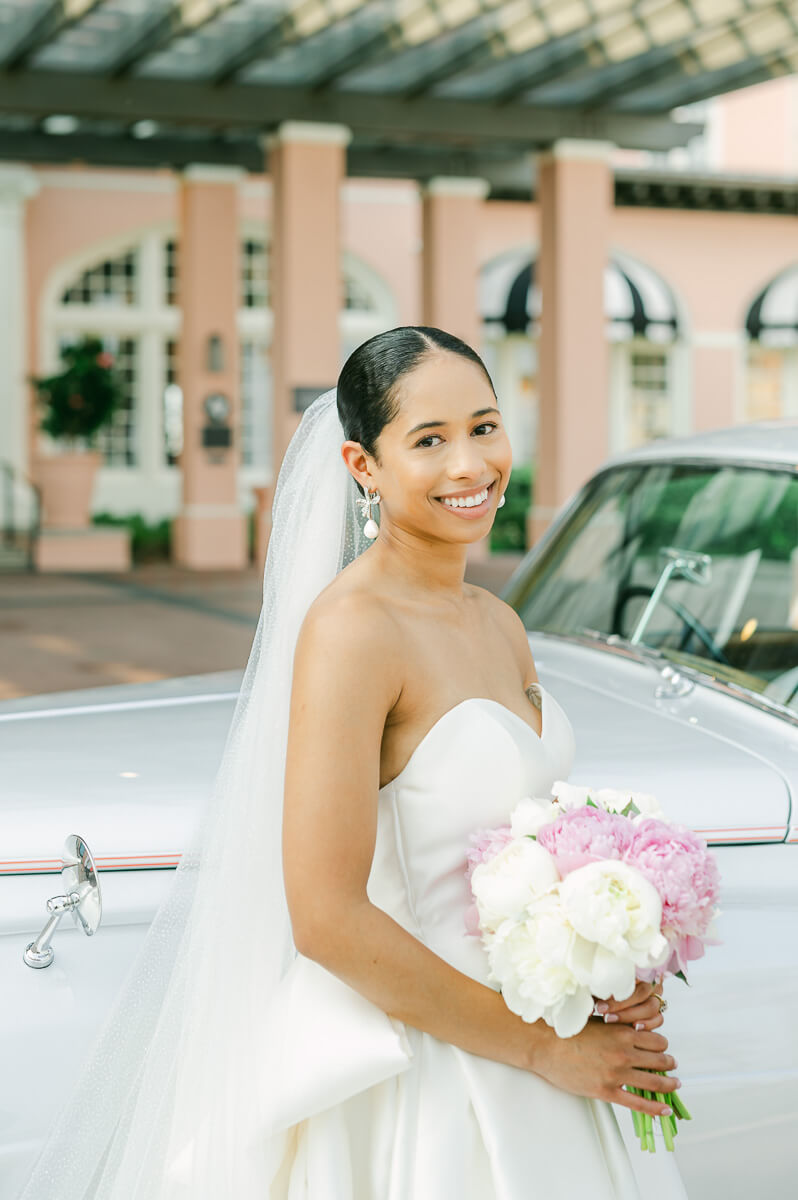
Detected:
left=480, top=249, right=686, bottom=463
left=743, top=264, right=798, bottom=421
left=47, top=232, right=179, bottom=519
left=46, top=231, right=397, bottom=519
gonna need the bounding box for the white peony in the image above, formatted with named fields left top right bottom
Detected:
left=486, top=893, right=595, bottom=1037
left=629, top=790, right=667, bottom=821
left=510, top=795, right=561, bottom=838
left=550, top=779, right=593, bottom=811
left=551, top=778, right=666, bottom=821
left=558, top=860, right=670, bottom=1000
left=471, top=838, right=559, bottom=934
left=592, top=786, right=634, bottom=813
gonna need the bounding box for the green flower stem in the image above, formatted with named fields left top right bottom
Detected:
left=628, top=1073, right=689, bottom=1153
left=655, top=1091, right=675, bottom=1150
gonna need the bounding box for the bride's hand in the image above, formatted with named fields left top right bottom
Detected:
left=532, top=1016, right=679, bottom=1118
left=592, top=977, right=665, bottom=1032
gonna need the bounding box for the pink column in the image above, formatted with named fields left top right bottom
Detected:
left=533, top=141, right=613, bottom=547
left=421, top=177, right=491, bottom=561
left=267, top=122, right=351, bottom=466
left=421, top=176, right=488, bottom=348
left=173, top=166, right=247, bottom=570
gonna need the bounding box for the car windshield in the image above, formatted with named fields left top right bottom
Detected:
left=506, top=461, right=798, bottom=711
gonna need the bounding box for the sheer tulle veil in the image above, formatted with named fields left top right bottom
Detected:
left=19, top=387, right=374, bottom=1198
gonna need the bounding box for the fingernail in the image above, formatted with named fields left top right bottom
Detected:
left=661, top=1106, right=672, bottom=1116
left=603, top=1013, right=619, bottom=1023
left=673, top=1079, right=682, bottom=1089
left=671, top=1058, right=678, bottom=1069
left=634, top=1021, right=646, bottom=1031
left=595, top=1002, right=609, bottom=1015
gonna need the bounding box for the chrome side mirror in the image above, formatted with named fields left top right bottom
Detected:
left=23, top=834, right=102, bottom=969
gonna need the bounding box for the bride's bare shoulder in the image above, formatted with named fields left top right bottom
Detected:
left=469, top=584, right=540, bottom=683
left=294, top=559, right=404, bottom=683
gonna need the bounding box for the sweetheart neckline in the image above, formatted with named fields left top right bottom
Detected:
left=379, top=686, right=548, bottom=792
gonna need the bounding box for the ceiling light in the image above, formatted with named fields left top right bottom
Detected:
left=43, top=115, right=79, bottom=135
left=131, top=120, right=159, bottom=139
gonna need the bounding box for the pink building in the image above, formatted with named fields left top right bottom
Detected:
left=2, top=76, right=798, bottom=568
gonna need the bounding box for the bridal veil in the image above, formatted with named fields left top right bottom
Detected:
left=18, top=388, right=408, bottom=1199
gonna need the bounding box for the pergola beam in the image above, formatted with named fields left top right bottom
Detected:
left=211, top=14, right=297, bottom=85
left=1, top=0, right=103, bottom=72
left=212, top=0, right=374, bottom=85
left=492, top=0, right=786, bottom=107
left=622, top=51, right=798, bottom=112
left=0, top=126, right=531, bottom=182
left=109, top=7, right=190, bottom=78
left=0, top=70, right=703, bottom=151
left=308, top=0, right=502, bottom=92
left=0, top=128, right=262, bottom=171
left=586, top=0, right=798, bottom=109
left=110, top=0, right=246, bottom=78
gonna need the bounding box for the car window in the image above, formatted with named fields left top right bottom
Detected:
left=508, top=463, right=798, bottom=711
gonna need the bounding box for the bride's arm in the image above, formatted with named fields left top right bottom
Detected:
left=489, top=595, right=668, bottom=1034
left=283, top=591, right=678, bottom=1119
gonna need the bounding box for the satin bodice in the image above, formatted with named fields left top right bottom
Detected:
left=367, top=685, right=577, bottom=981
left=262, top=682, right=686, bottom=1200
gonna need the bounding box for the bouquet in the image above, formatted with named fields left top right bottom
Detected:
left=465, top=780, right=721, bottom=1152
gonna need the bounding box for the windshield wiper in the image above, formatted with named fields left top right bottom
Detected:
left=629, top=547, right=713, bottom=645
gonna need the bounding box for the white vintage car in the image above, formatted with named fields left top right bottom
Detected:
left=2, top=419, right=796, bottom=1199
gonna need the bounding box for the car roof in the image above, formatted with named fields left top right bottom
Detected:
left=598, top=418, right=798, bottom=471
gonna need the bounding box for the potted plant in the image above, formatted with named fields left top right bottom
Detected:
left=31, top=336, right=125, bottom=530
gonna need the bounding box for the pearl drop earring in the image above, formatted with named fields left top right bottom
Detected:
left=498, top=493, right=506, bottom=508
left=357, top=486, right=381, bottom=539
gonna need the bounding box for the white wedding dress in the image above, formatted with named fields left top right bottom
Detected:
left=256, top=683, right=689, bottom=1199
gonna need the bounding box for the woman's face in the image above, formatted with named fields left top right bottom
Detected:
left=356, top=351, right=513, bottom=547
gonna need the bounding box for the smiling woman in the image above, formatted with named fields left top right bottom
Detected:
left=336, top=327, right=512, bottom=549
left=18, top=327, right=686, bottom=1200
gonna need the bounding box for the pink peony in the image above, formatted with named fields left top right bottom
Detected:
left=537, top=806, right=633, bottom=876
left=464, top=825, right=513, bottom=937
left=465, top=825, right=513, bottom=883
left=623, top=818, right=720, bottom=975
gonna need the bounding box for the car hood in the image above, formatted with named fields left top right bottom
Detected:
left=1, top=650, right=791, bottom=874
left=528, top=633, right=792, bottom=844
left=0, top=672, right=241, bottom=874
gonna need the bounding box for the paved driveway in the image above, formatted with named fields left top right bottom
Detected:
left=0, top=555, right=522, bottom=699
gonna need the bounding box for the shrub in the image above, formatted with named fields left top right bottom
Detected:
left=31, top=335, right=125, bottom=447
left=92, top=513, right=171, bottom=563
left=490, top=464, right=533, bottom=553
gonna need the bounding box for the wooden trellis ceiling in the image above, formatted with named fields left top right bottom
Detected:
left=0, top=1, right=795, bottom=176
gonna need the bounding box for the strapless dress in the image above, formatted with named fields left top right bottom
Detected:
left=262, top=684, right=689, bottom=1198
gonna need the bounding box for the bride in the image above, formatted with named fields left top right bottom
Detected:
left=19, top=326, right=687, bottom=1199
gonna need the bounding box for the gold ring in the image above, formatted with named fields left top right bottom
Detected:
left=655, top=995, right=668, bottom=1013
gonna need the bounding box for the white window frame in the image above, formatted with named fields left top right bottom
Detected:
left=45, top=224, right=398, bottom=518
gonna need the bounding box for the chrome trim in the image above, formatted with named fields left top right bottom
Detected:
left=0, top=691, right=239, bottom=724
left=529, top=630, right=798, bottom=730
left=594, top=454, right=797, bottom=476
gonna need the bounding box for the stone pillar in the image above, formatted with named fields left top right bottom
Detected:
left=173, top=165, right=248, bottom=570
left=0, top=165, right=38, bottom=511
left=532, top=140, right=613, bottom=548
left=267, top=121, right=350, bottom=467
left=422, top=176, right=491, bottom=561
left=421, top=176, right=489, bottom=349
